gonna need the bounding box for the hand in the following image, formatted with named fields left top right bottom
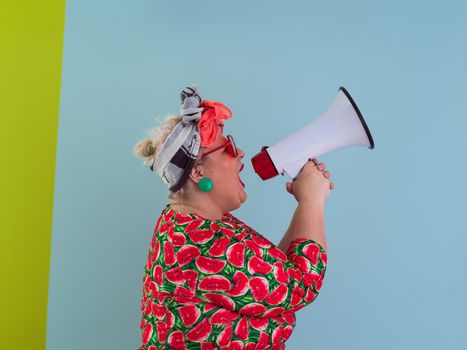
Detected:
left=285, top=158, right=335, bottom=205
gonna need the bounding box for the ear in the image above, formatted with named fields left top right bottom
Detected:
left=188, top=162, right=206, bottom=184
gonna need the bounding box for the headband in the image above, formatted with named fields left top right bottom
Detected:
left=151, top=85, right=232, bottom=193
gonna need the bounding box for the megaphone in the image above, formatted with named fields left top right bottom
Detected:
left=251, top=87, right=375, bottom=180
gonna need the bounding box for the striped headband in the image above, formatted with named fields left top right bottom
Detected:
left=151, top=85, right=232, bottom=193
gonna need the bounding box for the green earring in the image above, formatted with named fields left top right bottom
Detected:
left=198, top=177, right=213, bottom=192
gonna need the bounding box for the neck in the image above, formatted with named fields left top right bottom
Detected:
left=170, top=198, right=224, bottom=221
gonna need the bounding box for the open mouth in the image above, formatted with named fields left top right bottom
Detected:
left=239, top=164, right=245, bottom=187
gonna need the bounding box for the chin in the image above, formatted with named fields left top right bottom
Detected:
left=239, top=189, right=247, bottom=204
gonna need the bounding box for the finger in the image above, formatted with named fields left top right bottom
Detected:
left=317, top=163, right=326, bottom=171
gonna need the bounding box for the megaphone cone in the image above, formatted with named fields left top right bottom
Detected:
left=251, top=87, right=375, bottom=180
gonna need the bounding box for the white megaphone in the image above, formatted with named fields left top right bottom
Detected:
left=251, top=87, right=375, bottom=180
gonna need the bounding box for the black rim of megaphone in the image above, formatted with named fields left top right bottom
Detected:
left=339, top=87, right=375, bottom=149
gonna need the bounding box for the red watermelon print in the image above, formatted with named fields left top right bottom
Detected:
left=282, top=314, right=295, bottom=325
left=250, top=316, right=268, bottom=330
left=166, top=310, right=174, bottom=328
left=142, top=323, right=153, bottom=345
left=290, top=285, right=305, bottom=306
left=287, top=267, right=303, bottom=283
left=245, top=342, right=257, bottom=350
left=239, top=303, right=266, bottom=316
left=265, top=284, right=288, bottom=305
left=151, top=303, right=165, bottom=320
left=244, top=239, right=263, bottom=257
left=184, top=219, right=203, bottom=233
left=293, top=255, right=311, bottom=273
left=226, top=270, right=249, bottom=297
left=198, top=275, right=232, bottom=291
left=155, top=321, right=167, bottom=343
left=195, top=256, right=226, bottom=274
left=208, top=237, right=230, bottom=257
left=247, top=256, right=273, bottom=274
left=186, top=319, right=212, bottom=342
left=177, top=245, right=201, bottom=266
left=216, top=326, right=232, bottom=347
left=174, top=286, right=199, bottom=304
left=210, top=309, right=240, bottom=325
left=249, top=276, right=269, bottom=302
left=251, top=233, right=272, bottom=248
left=303, top=271, right=320, bottom=287
left=178, top=305, right=200, bottom=327
left=302, top=242, right=320, bottom=265
left=174, top=212, right=193, bottom=224
left=152, top=265, right=163, bottom=286
left=230, top=340, right=244, bottom=350
left=273, top=262, right=289, bottom=284
left=263, top=307, right=284, bottom=318
left=164, top=266, right=185, bottom=284
left=139, top=205, right=327, bottom=349
left=268, top=246, right=287, bottom=261
left=226, top=242, right=245, bottom=267
left=183, top=269, right=198, bottom=291
left=204, top=293, right=236, bottom=311
left=204, top=303, right=217, bottom=312
left=272, top=326, right=283, bottom=345
left=167, top=330, right=186, bottom=349
left=321, top=251, right=328, bottom=265
left=305, top=288, right=316, bottom=302
left=168, top=228, right=186, bottom=246
left=234, top=316, right=249, bottom=340
left=257, top=332, right=271, bottom=349
left=163, top=241, right=176, bottom=266
left=159, top=222, right=171, bottom=234
left=282, top=326, right=294, bottom=341
left=201, top=342, right=215, bottom=350
left=188, top=229, right=215, bottom=244
left=152, top=241, right=160, bottom=262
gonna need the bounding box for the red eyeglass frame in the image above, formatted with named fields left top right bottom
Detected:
left=200, top=135, right=238, bottom=158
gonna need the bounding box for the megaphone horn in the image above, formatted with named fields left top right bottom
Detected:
left=251, top=86, right=375, bottom=180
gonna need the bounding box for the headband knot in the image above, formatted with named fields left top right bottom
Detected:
left=198, top=99, right=232, bottom=148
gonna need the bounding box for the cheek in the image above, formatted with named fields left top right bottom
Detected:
left=216, top=163, right=237, bottom=183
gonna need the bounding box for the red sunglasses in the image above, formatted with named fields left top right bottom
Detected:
left=200, top=135, right=238, bottom=158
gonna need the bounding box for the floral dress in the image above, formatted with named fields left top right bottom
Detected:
left=138, top=204, right=327, bottom=350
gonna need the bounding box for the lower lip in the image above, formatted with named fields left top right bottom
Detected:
left=239, top=177, right=245, bottom=187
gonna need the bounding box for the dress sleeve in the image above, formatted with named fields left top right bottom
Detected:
left=167, top=222, right=327, bottom=317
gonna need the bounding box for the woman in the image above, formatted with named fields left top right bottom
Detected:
left=134, top=86, right=334, bottom=349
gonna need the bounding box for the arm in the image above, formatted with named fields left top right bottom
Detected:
left=277, top=202, right=327, bottom=254
left=173, top=229, right=327, bottom=317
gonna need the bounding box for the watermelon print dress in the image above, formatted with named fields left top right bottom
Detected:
left=138, top=204, right=327, bottom=350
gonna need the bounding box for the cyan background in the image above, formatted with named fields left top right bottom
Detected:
left=47, top=1, right=467, bottom=349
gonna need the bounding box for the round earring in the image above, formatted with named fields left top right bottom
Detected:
left=198, top=177, right=213, bottom=192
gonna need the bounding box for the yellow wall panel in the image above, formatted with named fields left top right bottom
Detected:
left=0, top=2, right=66, bottom=349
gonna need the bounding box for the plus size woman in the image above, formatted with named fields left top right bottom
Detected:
left=134, top=86, right=334, bottom=349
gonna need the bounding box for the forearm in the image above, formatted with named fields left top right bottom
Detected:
left=277, top=202, right=327, bottom=253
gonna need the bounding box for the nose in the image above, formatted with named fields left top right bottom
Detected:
left=237, top=147, right=245, bottom=160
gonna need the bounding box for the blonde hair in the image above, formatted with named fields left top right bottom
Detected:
left=133, top=114, right=205, bottom=200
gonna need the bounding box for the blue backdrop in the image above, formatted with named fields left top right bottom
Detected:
left=47, top=1, right=467, bottom=349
